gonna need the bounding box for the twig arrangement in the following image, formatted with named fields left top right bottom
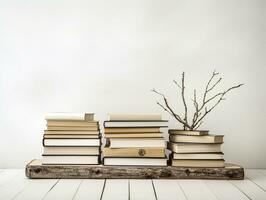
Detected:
left=152, top=71, right=243, bottom=130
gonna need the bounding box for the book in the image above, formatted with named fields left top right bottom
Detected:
left=46, top=126, right=99, bottom=131
left=43, top=138, right=100, bottom=146
left=43, top=146, right=100, bottom=155
left=104, top=121, right=168, bottom=128
left=46, top=120, right=98, bottom=127
left=168, top=129, right=209, bottom=136
left=103, top=147, right=165, bottom=157
left=108, top=138, right=166, bottom=148
left=44, top=130, right=100, bottom=135
left=104, top=127, right=160, bottom=133
left=45, top=113, right=94, bottom=121
left=42, top=155, right=99, bottom=165
left=169, top=135, right=224, bottom=143
left=103, top=157, right=167, bottom=166
left=172, top=153, right=224, bottom=160
left=104, top=133, right=163, bottom=138
left=108, top=114, right=162, bottom=121
left=43, top=134, right=100, bottom=139
left=167, top=142, right=222, bottom=153
left=171, top=159, right=225, bottom=167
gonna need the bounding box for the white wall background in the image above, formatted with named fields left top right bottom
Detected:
left=0, top=0, right=265, bottom=168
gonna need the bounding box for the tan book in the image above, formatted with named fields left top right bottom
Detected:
left=105, top=133, right=163, bottom=138
left=171, top=159, right=225, bottom=168
left=108, top=114, right=162, bottom=121
left=43, top=134, right=99, bottom=139
left=167, top=142, right=222, bottom=153
left=46, top=120, right=98, bottom=127
left=169, top=129, right=209, bottom=136
left=103, top=147, right=165, bottom=157
left=46, top=126, right=99, bottom=131
left=45, top=113, right=94, bottom=121
left=44, top=130, right=100, bottom=135
left=104, top=127, right=160, bottom=133
left=169, top=135, right=224, bottom=143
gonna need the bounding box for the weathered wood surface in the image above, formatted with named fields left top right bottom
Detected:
left=25, top=159, right=244, bottom=180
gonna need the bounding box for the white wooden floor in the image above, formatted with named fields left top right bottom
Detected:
left=0, top=169, right=266, bottom=200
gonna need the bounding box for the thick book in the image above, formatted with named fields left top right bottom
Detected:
left=104, top=133, right=163, bottom=138
left=43, top=146, right=100, bottom=155
left=46, top=126, right=99, bottom=131
left=42, top=155, right=99, bottom=165
left=45, top=113, right=94, bottom=121
left=43, top=138, right=101, bottom=147
left=104, top=127, right=160, bottom=133
left=103, top=157, right=167, bottom=166
left=44, top=130, right=100, bottom=135
left=46, top=120, right=98, bottom=127
left=108, top=138, right=166, bottom=148
left=167, top=142, right=222, bottom=153
left=171, top=159, right=225, bottom=168
left=172, top=153, right=224, bottom=160
left=103, top=147, right=165, bottom=157
left=108, top=114, right=162, bottom=121
left=169, top=134, right=224, bottom=143
left=104, top=120, right=168, bottom=128
left=168, top=130, right=209, bottom=136
left=43, top=134, right=100, bottom=139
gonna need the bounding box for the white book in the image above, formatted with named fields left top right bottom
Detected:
left=43, top=139, right=100, bottom=146
left=172, top=153, right=224, bottom=160
left=104, top=157, right=167, bottom=166
left=42, top=155, right=99, bottom=165
left=45, top=113, right=94, bottom=121
left=108, top=114, right=162, bottom=121
left=109, top=138, right=166, bottom=148
left=43, top=146, right=100, bottom=155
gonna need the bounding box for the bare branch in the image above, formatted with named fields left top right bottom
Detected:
left=151, top=88, right=191, bottom=129
left=207, top=77, right=222, bottom=92
left=181, top=72, right=188, bottom=129
left=193, top=83, right=244, bottom=128
left=173, top=80, right=182, bottom=89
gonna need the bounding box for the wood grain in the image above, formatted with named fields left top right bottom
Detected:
left=25, top=159, right=244, bottom=180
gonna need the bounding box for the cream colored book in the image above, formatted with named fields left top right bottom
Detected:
left=104, top=133, right=163, bottom=138
left=103, top=157, right=167, bottom=166
left=167, top=142, right=222, bottom=153
left=44, top=130, right=100, bottom=135
left=168, top=129, right=209, bottom=136
left=109, top=138, right=166, bottom=148
left=103, top=147, right=165, bottom=157
left=44, top=134, right=99, bottom=139
left=45, top=113, right=94, bottom=121
left=46, top=120, right=98, bottom=127
left=171, top=159, right=225, bottom=168
left=43, top=146, right=100, bottom=155
left=43, top=138, right=100, bottom=146
left=169, top=135, right=224, bottom=143
left=42, top=155, right=99, bottom=165
left=108, top=114, right=162, bottom=121
left=104, top=127, right=160, bottom=133
left=172, top=153, right=224, bottom=160
left=46, top=126, right=99, bottom=131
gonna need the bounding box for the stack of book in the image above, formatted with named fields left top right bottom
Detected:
left=103, top=114, right=168, bottom=166
left=42, top=113, right=101, bottom=165
left=168, top=130, right=225, bottom=167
